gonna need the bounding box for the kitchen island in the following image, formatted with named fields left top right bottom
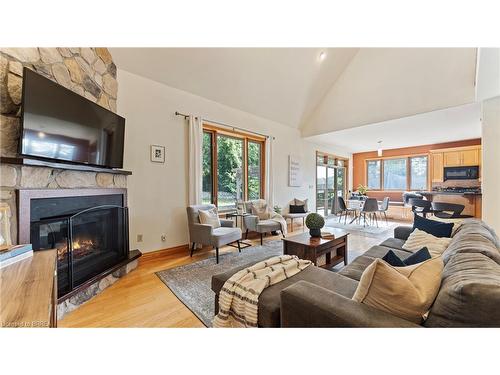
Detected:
left=420, top=191, right=482, bottom=218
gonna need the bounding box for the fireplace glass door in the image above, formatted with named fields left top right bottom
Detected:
left=69, top=205, right=129, bottom=289
left=31, top=205, right=129, bottom=299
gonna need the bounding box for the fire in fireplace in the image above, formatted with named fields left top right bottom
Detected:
left=57, top=237, right=99, bottom=261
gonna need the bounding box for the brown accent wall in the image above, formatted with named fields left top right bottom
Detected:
left=352, top=138, right=482, bottom=202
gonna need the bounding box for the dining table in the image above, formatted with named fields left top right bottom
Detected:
left=346, top=199, right=382, bottom=226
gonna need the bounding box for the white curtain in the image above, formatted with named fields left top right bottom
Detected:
left=188, top=115, right=203, bottom=206
left=264, top=136, right=274, bottom=208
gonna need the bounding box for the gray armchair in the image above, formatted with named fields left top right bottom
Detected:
left=242, top=200, right=283, bottom=245
left=186, top=204, right=242, bottom=263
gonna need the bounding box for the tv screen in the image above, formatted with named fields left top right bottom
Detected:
left=20, top=68, right=125, bottom=169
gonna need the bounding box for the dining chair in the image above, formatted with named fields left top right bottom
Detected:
left=378, top=197, right=390, bottom=225
left=336, top=196, right=357, bottom=225
left=408, top=198, right=433, bottom=218
left=431, top=202, right=472, bottom=218
left=361, top=198, right=379, bottom=227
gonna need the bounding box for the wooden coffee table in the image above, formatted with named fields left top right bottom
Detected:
left=282, top=229, right=349, bottom=269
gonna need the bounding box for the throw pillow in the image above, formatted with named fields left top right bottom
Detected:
left=403, top=228, right=452, bottom=257
left=252, top=204, right=270, bottom=220
left=294, top=198, right=308, bottom=212
left=289, top=204, right=306, bottom=214
left=382, top=247, right=432, bottom=267
left=198, top=208, right=221, bottom=228
left=352, top=257, right=444, bottom=323
left=429, top=215, right=464, bottom=235
left=382, top=250, right=406, bottom=267
left=413, top=214, right=453, bottom=238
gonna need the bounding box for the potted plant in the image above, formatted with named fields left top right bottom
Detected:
left=305, top=213, right=325, bottom=238
left=357, top=184, right=368, bottom=198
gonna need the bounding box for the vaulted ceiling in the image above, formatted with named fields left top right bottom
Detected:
left=111, top=48, right=480, bottom=149
left=110, top=48, right=358, bottom=128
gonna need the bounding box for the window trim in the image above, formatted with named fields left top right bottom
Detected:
left=203, top=124, right=266, bottom=210
left=364, top=154, right=429, bottom=192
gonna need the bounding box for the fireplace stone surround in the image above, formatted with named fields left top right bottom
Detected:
left=0, top=48, right=139, bottom=319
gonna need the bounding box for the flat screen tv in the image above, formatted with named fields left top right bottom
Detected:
left=20, top=68, right=125, bottom=169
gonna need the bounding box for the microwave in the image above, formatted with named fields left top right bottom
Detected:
left=444, top=166, right=479, bottom=181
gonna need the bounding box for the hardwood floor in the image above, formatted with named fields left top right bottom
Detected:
left=59, top=220, right=402, bottom=328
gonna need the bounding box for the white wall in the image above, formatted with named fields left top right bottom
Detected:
left=117, top=69, right=351, bottom=253
left=481, top=96, right=500, bottom=233
left=476, top=48, right=500, bottom=101
left=302, top=48, right=477, bottom=137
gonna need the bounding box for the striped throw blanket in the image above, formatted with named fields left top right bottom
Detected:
left=212, top=255, right=311, bottom=328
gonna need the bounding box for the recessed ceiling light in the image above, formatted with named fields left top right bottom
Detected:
left=319, top=51, right=326, bottom=61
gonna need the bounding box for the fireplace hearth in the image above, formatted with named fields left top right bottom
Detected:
left=18, top=188, right=138, bottom=302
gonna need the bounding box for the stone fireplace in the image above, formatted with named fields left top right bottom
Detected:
left=0, top=48, right=138, bottom=319
left=18, top=188, right=137, bottom=304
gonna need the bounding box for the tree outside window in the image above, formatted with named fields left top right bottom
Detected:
left=202, top=128, right=265, bottom=210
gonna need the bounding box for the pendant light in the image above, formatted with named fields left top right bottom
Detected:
left=377, top=141, right=383, bottom=157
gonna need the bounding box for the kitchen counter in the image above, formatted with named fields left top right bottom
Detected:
left=421, top=191, right=482, bottom=196
left=420, top=191, right=482, bottom=218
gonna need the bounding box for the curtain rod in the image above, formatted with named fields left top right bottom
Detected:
left=175, top=111, right=275, bottom=140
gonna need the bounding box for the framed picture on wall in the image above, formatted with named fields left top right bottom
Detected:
left=289, top=155, right=302, bottom=187
left=150, top=145, right=165, bottom=163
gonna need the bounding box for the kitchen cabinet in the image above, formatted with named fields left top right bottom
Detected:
left=431, top=153, right=444, bottom=182
left=443, top=151, right=462, bottom=167
left=442, top=147, right=481, bottom=167
left=462, top=149, right=480, bottom=166
left=430, top=145, right=481, bottom=183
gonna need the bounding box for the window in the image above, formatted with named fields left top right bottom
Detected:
left=367, top=160, right=381, bottom=189
left=202, top=132, right=213, bottom=204
left=410, top=156, right=428, bottom=190
left=365, top=155, right=428, bottom=191
left=383, top=158, right=407, bottom=190
left=217, top=135, right=244, bottom=210
left=247, top=141, right=262, bottom=200
left=202, top=126, right=265, bottom=210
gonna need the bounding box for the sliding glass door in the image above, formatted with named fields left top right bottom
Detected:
left=316, top=152, right=347, bottom=217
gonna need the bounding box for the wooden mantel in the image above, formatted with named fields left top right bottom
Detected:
left=0, top=249, right=57, bottom=328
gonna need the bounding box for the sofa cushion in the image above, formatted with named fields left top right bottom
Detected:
left=382, top=250, right=406, bottom=267
left=453, top=219, right=500, bottom=249
left=379, top=238, right=407, bottom=251
left=213, top=265, right=358, bottom=327
left=382, top=247, right=431, bottom=267
left=211, top=227, right=242, bottom=247
left=428, top=215, right=464, bottom=235
left=256, top=220, right=281, bottom=233
left=353, top=257, right=444, bottom=324
left=338, top=255, right=377, bottom=281
left=442, top=232, right=500, bottom=266
left=364, top=245, right=413, bottom=260
left=403, top=229, right=452, bottom=257
left=413, top=214, right=453, bottom=238
left=425, top=253, right=500, bottom=327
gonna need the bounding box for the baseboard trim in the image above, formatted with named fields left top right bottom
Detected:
left=141, top=244, right=189, bottom=258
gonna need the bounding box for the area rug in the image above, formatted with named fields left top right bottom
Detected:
left=325, top=217, right=398, bottom=236
left=155, top=240, right=282, bottom=327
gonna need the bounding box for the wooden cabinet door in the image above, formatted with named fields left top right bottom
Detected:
left=461, top=149, right=479, bottom=166
left=444, top=151, right=462, bottom=167
left=431, top=153, right=444, bottom=182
